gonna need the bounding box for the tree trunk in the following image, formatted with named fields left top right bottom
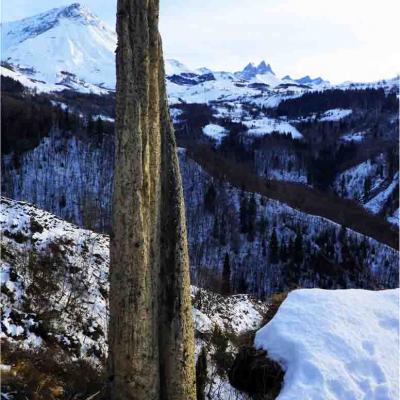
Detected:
left=108, top=1, right=196, bottom=399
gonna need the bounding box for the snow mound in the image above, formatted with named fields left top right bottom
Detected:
left=255, top=288, right=399, bottom=400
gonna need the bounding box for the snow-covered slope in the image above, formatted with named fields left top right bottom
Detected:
left=165, top=59, right=194, bottom=76
left=1, top=196, right=109, bottom=360
left=1, top=3, right=116, bottom=93
left=255, top=288, right=399, bottom=400
left=334, top=154, right=399, bottom=226
left=0, top=196, right=267, bottom=399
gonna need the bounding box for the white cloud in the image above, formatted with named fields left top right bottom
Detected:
left=2, top=0, right=399, bottom=83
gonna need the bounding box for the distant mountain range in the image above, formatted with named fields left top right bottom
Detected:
left=1, top=2, right=334, bottom=94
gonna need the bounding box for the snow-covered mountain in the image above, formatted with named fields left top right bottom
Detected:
left=236, top=61, right=275, bottom=80
left=1, top=3, right=116, bottom=93
left=3, top=2, right=398, bottom=109
left=283, top=74, right=327, bottom=86
left=0, top=3, right=332, bottom=96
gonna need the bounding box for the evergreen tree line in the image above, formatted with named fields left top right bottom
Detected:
left=275, top=88, right=397, bottom=118
left=1, top=76, right=114, bottom=155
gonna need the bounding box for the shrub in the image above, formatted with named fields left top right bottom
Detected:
left=229, top=346, right=283, bottom=399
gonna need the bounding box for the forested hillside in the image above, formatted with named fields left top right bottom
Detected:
left=2, top=77, right=398, bottom=299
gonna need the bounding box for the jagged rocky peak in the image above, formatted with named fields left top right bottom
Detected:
left=238, top=60, right=275, bottom=80
left=239, top=62, right=256, bottom=79
left=257, top=60, right=275, bottom=75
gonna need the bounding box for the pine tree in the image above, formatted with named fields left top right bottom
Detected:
left=363, top=176, right=371, bottom=201
left=64, top=107, right=71, bottom=130
left=87, top=114, right=94, bottom=134
left=196, top=347, right=208, bottom=400
left=95, top=116, right=104, bottom=136
left=237, top=275, right=248, bottom=293
left=219, top=214, right=227, bottom=246
left=338, top=225, right=347, bottom=244
left=279, top=241, right=287, bottom=263
left=221, top=253, right=231, bottom=295
left=269, top=228, right=279, bottom=264
left=294, top=231, right=304, bottom=264
left=204, top=182, right=216, bottom=212
left=247, top=194, right=257, bottom=241
left=240, top=195, right=249, bottom=233
left=212, top=215, right=220, bottom=239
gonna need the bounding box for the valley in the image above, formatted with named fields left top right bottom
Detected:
left=1, top=3, right=399, bottom=400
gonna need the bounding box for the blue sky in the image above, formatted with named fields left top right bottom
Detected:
left=2, top=0, right=399, bottom=83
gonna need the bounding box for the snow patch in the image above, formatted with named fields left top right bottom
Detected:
left=243, top=117, right=302, bottom=139
left=365, top=173, right=399, bottom=214
left=202, top=124, right=228, bottom=143
left=319, top=108, right=352, bottom=121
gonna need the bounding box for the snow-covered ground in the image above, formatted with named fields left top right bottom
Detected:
left=333, top=154, right=397, bottom=211
left=365, top=173, right=399, bottom=214
left=255, top=288, right=399, bottom=400
left=387, top=208, right=399, bottom=226
left=0, top=196, right=267, bottom=399
left=202, top=123, right=228, bottom=144
left=319, top=108, right=353, bottom=121
left=243, top=117, right=302, bottom=139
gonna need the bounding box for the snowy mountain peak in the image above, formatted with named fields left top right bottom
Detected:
left=54, top=3, right=101, bottom=25
left=1, top=4, right=116, bottom=93
left=257, top=60, right=275, bottom=75
left=296, top=75, right=327, bottom=86
left=165, top=59, right=193, bottom=76
left=2, top=3, right=105, bottom=49
left=237, top=61, right=276, bottom=80
left=239, top=62, right=258, bottom=79
left=281, top=74, right=328, bottom=86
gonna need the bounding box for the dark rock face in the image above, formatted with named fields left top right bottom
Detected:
left=229, top=346, right=284, bottom=398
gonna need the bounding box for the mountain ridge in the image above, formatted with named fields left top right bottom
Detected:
left=1, top=3, right=332, bottom=94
